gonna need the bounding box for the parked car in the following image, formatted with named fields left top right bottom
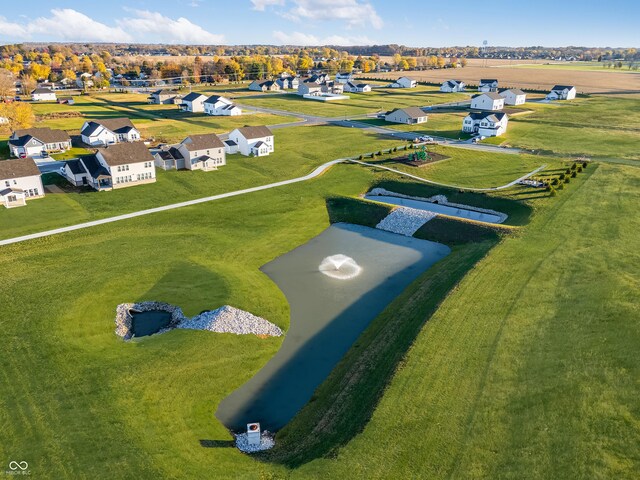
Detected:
left=41, top=151, right=49, bottom=158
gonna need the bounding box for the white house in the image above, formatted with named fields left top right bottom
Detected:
left=148, top=89, right=182, bottom=104
left=390, top=76, right=417, bottom=88
left=343, top=82, right=371, bottom=93
left=440, top=80, right=465, bottom=92
left=80, top=118, right=140, bottom=146
left=0, top=157, right=44, bottom=208
left=31, top=88, right=57, bottom=101
left=471, top=92, right=505, bottom=111
left=462, top=111, right=509, bottom=137
left=275, top=76, right=299, bottom=90
left=76, top=72, right=94, bottom=89
left=9, top=128, right=72, bottom=158
left=248, top=80, right=280, bottom=92
left=223, top=139, right=239, bottom=154
left=385, top=107, right=428, bottom=125
left=499, top=88, right=527, bottom=105
left=547, top=85, right=577, bottom=100
left=154, top=146, right=185, bottom=171
left=335, top=72, right=354, bottom=84
left=80, top=142, right=156, bottom=191
left=297, top=82, right=323, bottom=96
left=180, top=92, right=207, bottom=113
left=62, top=159, right=90, bottom=187
left=176, top=134, right=226, bottom=171
left=478, top=79, right=499, bottom=92
left=203, top=95, right=242, bottom=116
left=228, top=126, right=274, bottom=157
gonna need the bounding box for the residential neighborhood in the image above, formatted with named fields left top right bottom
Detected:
left=80, top=118, right=141, bottom=146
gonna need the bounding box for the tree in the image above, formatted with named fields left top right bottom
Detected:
left=19, top=75, right=36, bottom=95
left=30, top=63, right=51, bottom=81
left=0, top=69, right=15, bottom=100
left=398, top=59, right=409, bottom=70
left=436, top=56, right=446, bottom=68
left=0, top=102, right=35, bottom=131
left=460, top=57, right=468, bottom=67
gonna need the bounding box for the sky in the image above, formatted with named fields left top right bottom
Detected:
left=0, top=0, right=638, bottom=47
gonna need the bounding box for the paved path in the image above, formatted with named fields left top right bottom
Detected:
left=0, top=160, right=343, bottom=247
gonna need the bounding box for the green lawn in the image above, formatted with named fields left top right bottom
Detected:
left=238, top=85, right=469, bottom=117
left=357, top=113, right=471, bottom=139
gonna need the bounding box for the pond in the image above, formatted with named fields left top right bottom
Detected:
left=215, top=223, right=450, bottom=431
left=364, top=194, right=504, bottom=224
left=130, top=310, right=173, bottom=337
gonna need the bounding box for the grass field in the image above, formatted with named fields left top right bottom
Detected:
left=357, top=113, right=470, bottom=139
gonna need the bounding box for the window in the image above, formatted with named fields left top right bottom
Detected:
left=4, top=181, right=8, bottom=187
left=126, top=165, right=129, bottom=171
left=33, top=188, right=38, bottom=196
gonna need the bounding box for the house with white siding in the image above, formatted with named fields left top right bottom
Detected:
left=248, top=80, right=280, bottom=92
left=0, top=157, right=44, bottom=208
left=385, top=107, right=428, bottom=124
left=31, top=88, right=57, bottom=101
left=176, top=134, right=226, bottom=171
left=470, top=92, right=505, bottom=111
left=499, top=89, right=527, bottom=105
left=478, top=79, right=499, bottom=92
left=547, top=85, right=577, bottom=100
left=297, top=82, right=323, bottom=96
left=462, top=111, right=509, bottom=137
left=79, top=142, right=156, bottom=191
left=9, top=128, right=72, bottom=158
left=343, top=82, right=371, bottom=93
left=148, top=89, right=182, bottom=104
left=390, top=76, right=417, bottom=88
left=203, top=95, right=242, bottom=116
left=336, top=72, right=354, bottom=84
left=440, top=80, right=465, bottom=92
left=275, top=76, right=299, bottom=90
left=180, top=92, right=207, bottom=112
left=80, top=118, right=141, bottom=146
left=62, top=159, right=90, bottom=186
left=228, top=126, right=274, bottom=157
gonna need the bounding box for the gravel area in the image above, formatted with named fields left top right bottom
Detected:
left=177, top=305, right=283, bottom=337
left=375, top=207, right=437, bottom=236
left=114, top=301, right=186, bottom=340
left=234, top=431, right=275, bottom=453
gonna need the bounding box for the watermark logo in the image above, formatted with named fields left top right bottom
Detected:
left=4, top=461, right=30, bottom=476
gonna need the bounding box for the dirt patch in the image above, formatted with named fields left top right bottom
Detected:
left=37, top=111, right=84, bottom=120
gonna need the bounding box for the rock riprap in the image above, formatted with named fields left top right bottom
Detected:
left=234, top=430, right=275, bottom=453
left=375, top=207, right=437, bottom=236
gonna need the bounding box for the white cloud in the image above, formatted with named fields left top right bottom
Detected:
left=117, top=10, right=224, bottom=44
left=251, top=0, right=286, bottom=10
left=275, top=0, right=383, bottom=29
left=0, top=8, right=223, bottom=44
left=273, top=30, right=374, bottom=46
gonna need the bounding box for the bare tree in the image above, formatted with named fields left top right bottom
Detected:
left=0, top=69, right=16, bottom=100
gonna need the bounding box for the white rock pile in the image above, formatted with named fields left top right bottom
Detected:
left=375, top=207, right=437, bottom=236
left=234, top=430, right=275, bottom=453
left=177, top=305, right=283, bottom=337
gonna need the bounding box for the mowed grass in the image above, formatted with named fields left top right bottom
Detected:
left=492, top=96, right=640, bottom=161
left=0, top=125, right=403, bottom=239
left=357, top=112, right=470, bottom=139
left=238, top=85, right=469, bottom=117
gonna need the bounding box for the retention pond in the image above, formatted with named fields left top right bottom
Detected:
left=216, top=223, right=450, bottom=431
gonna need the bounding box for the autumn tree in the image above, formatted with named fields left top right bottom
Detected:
left=0, top=102, right=35, bottom=130
left=0, top=69, right=15, bottom=100
left=20, top=75, right=36, bottom=95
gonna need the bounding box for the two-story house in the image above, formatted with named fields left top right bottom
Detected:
left=180, top=92, right=207, bottom=112
left=499, top=89, right=527, bottom=105
left=80, top=118, right=141, bottom=146
left=0, top=157, right=44, bottom=208
left=470, top=93, right=505, bottom=111
left=203, top=95, right=242, bottom=116
left=547, top=85, right=577, bottom=100
left=176, top=134, right=226, bottom=171
left=462, top=111, right=509, bottom=137
left=228, top=126, right=274, bottom=157
left=440, top=80, right=465, bottom=92
left=478, top=79, right=499, bottom=92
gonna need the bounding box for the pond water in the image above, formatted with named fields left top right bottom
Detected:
left=215, top=223, right=450, bottom=431
left=131, top=310, right=173, bottom=337
left=364, top=194, right=504, bottom=224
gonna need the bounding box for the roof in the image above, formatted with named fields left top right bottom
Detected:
left=156, top=147, right=184, bottom=161
left=182, top=92, right=207, bottom=102
left=357, top=83, right=370, bottom=88
left=468, top=111, right=507, bottom=122
left=0, top=158, right=41, bottom=180
left=224, top=139, right=237, bottom=146
left=500, top=88, right=526, bottom=95
left=0, top=187, right=25, bottom=196
left=479, top=79, right=498, bottom=83
left=204, top=95, right=231, bottom=105
left=58, top=96, right=74, bottom=101
left=96, top=141, right=154, bottom=167
left=387, top=107, right=427, bottom=119
left=32, top=88, right=54, bottom=94
left=552, top=85, right=575, bottom=90
left=473, top=92, right=504, bottom=100
left=444, top=79, right=463, bottom=87
left=181, top=133, right=224, bottom=151
left=151, top=89, right=178, bottom=96
left=65, top=159, right=87, bottom=175
left=82, top=118, right=136, bottom=136
left=80, top=154, right=111, bottom=178
left=11, top=127, right=71, bottom=145
left=234, top=125, right=273, bottom=140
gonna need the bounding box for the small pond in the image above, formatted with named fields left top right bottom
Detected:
left=131, top=310, right=173, bottom=337
left=364, top=194, right=504, bottom=224
left=215, top=223, right=450, bottom=431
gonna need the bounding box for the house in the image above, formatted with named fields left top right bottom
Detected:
left=248, top=80, right=280, bottom=92
left=203, top=95, right=242, bottom=116
left=57, top=96, right=75, bottom=105
left=336, top=72, right=354, bottom=84
left=176, top=134, right=226, bottom=171
left=154, top=146, right=185, bottom=170
left=180, top=92, right=207, bottom=113
left=547, top=85, right=576, bottom=100
left=462, top=111, right=509, bottom=137
left=76, top=72, right=94, bottom=89
left=385, top=107, right=428, bottom=125
left=470, top=93, right=505, bottom=111
left=228, top=126, right=274, bottom=157
left=9, top=128, right=72, bottom=158
left=80, top=142, right=156, bottom=191
left=148, top=89, right=182, bottom=104
left=297, top=82, right=323, bottom=96
left=306, top=73, right=331, bottom=84
left=31, top=88, right=57, bottom=102
left=499, top=88, right=527, bottom=105
left=80, top=118, right=140, bottom=146
left=223, top=139, right=239, bottom=154
left=322, top=82, right=344, bottom=94
left=440, top=80, right=465, bottom=92
left=343, top=82, right=371, bottom=93
left=390, top=77, right=417, bottom=88
left=62, top=159, right=90, bottom=186
left=0, top=157, right=44, bottom=208
left=275, top=76, right=299, bottom=90
left=478, top=79, right=499, bottom=92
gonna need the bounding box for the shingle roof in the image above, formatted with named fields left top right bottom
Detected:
left=234, top=126, right=273, bottom=140
left=32, top=88, right=55, bottom=94
left=181, top=92, right=207, bottom=102
left=80, top=154, right=111, bottom=178
left=468, top=111, right=507, bottom=122
left=387, top=107, right=427, bottom=119
left=479, top=79, right=498, bottom=83
left=82, top=118, right=136, bottom=136
left=473, top=92, right=504, bottom=100
left=500, top=88, right=526, bottom=95
left=65, top=159, right=87, bottom=175
left=552, top=85, right=575, bottom=90
left=181, top=133, right=224, bottom=151
left=224, top=139, right=237, bottom=146
left=11, top=127, right=71, bottom=145
left=156, top=147, right=184, bottom=161
left=0, top=158, right=41, bottom=179
left=96, top=141, right=154, bottom=167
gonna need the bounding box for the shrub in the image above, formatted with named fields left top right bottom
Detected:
left=549, top=187, right=557, bottom=197
left=571, top=163, right=578, bottom=170
left=377, top=151, right=383, bottom=156
left=577, top=166, right=583, bottom=173
left=566, top=168, right=571, bottom=174
left=558, top=182, right=564, bottom=190
left=358, top=154, right=364, bottom=160
left=571, top=171, right=577, bottom=178
left=551, top=178, right=559, bottom=186
left=564, top=176, right=570, bottom=184
left=582, top=161, right=588, bottom=168
left=559, top=173, right=565, bottom=181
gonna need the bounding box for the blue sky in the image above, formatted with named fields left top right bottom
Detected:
left=0, top=0, right=638, bottom=47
